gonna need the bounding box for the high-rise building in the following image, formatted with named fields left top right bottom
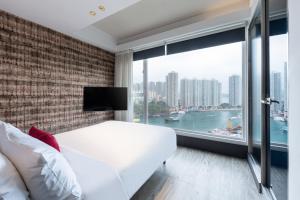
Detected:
left=166, top=71, right=178, bottom=107
left=180, top=78, right=221, bottom=108
left=218, top=82, right=222, bottom=105
left=155, top=81, right=166, bottom=99
left=229, top=75, right=241, bottom=106
left=148, top=81, right=156, bottom=100
left=132, top=82, right=144, bottom=103
left=192, top=79, right=203, bottom=107
left=163, top=82, right=167, bottom=98
left=133, top=83, right=143, bottom=93
left=180, top=79, right=193, bottom=107
left=202, top=79, right=211, bottom=106
left=211, top=79, right=221, bottom=106
left=283, top=62, right=288, bottom=112
left=270, top=71, right=281, bottom=113
left=148, top=82, right=156, bottom=91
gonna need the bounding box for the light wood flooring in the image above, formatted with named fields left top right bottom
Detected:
left=271, top=166, right=287, bottom=200
left=132, top=147, right=268, bottom=200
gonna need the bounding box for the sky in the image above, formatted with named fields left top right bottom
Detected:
left=133, top=34, right=288, bottom=94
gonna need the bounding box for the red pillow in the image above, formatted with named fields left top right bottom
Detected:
left=29, top=126, right=60, bottom=152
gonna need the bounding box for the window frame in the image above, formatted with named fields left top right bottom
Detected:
left=133, top=26, right=248, bottom=145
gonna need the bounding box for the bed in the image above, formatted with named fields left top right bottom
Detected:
left=55, top=121, right=177, bottom=199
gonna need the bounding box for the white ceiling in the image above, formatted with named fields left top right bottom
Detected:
left=0, top=0, right=141, bottom=35
left=0, top=0, right=286, bottom=52
left=93, top=0, right=249, bottom=43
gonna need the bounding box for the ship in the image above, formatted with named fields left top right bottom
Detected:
left=273, top=116, right=286, bottom=122
left=165, top=111, right=185, bottom=122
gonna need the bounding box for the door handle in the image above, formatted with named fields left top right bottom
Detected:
left=261, top=97, right=280, bottom=105
left=270, top=99, right=280, bottom=104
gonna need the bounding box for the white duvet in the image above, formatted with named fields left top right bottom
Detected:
left=61, top=146, right=128, bottom=200
left=55, top=121, right=177, bottom=199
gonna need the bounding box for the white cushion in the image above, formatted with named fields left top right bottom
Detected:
left=0, top=152, right=29, bottom=200
left=0, top=121, right=82, bottom=200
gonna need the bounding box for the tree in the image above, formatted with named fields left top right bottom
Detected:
left=134, top=102, right=143, bottom=117
left=220, top=103, right=231, bottom=109
left=148, top=101, right=169, bottom=116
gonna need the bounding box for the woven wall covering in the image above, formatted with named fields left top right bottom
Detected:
left=0, top=10, right=115, bottom=134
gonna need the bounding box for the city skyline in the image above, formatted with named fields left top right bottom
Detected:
left=133, top=72, right=241, bottom=107
left=133, top=35, right=287, bottom=95
left=134, top=63, right=288, bottom=113
left=180, top=78, right=222, bottom=107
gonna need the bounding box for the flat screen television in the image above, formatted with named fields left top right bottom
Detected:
left=83, top=87, right=127, bottom=111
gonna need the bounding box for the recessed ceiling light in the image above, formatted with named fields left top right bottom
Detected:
left=89, top=11, right=96, bottom=16
left=98, top=5, right=105, bottom=11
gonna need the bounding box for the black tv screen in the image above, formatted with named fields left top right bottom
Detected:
left=83, top=87, right=127, bottom=111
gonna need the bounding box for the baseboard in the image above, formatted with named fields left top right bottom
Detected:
left=177, top=135, right=248, bottom=159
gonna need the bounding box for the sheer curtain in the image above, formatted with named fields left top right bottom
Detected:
left=114, top=51, right=133, bottom=121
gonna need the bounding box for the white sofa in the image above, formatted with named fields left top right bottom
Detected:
left=55, top=121, right=177, bottom=200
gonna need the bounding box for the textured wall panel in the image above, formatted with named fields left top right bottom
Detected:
left=0, top=10, right=115, bottom=134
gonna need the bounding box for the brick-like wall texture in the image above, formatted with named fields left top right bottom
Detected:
left=0, top=10, right=115, bottom=134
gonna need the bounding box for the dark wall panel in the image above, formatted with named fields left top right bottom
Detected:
left=177, top=135, right=248, bottom=159
left=167, top=27, right=245, bottom=55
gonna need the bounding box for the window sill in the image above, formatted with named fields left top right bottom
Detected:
left=175, top=129, right=247, bottom=146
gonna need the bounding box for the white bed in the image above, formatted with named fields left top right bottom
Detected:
left=61, top=146, right=128, bottom=200
left=55, top=121, right=177, bottom=199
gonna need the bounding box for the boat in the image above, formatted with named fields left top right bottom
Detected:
left=165, top=111, right=185, bottom=121
left=281, top=126, right=288, bottom=134
left=230, top=116, right=240, bottom=120
left=133, top=118, right=141, bottom=123
left=273, top=116, right=285, bottom=122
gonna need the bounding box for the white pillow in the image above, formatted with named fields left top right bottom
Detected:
left=0, top=152, right=29, bottom=200
left=0, top=121, right=82, bottom=200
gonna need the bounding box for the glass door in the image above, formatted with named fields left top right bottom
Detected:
left=249, top=0, right=271, bottom=189
left=248, top=0, right=263, bottom=191
left=269, top=14, right=288, bottom=200
left=248, top=1, right=288, bottom=198
left=248, top=0, right=271, bottom=190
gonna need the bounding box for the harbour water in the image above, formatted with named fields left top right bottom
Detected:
left=147, top=110, right=288, bottom=144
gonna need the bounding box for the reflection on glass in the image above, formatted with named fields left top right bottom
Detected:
left=270, top=33, right=288, bottom=200
left=269, top=34, right=288, bottom=145
left=133, top=42, right=243, bottom=139
left=250, top=18, right=262, bottom=164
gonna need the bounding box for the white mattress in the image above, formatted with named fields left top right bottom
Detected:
left=61, top=146, right=128, bottom=200
left=55, top=121, right=177, bottom=198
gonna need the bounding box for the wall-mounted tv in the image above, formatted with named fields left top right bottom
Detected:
left=83, top=87, right=127, bottom=111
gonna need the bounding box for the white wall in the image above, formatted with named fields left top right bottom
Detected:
left=71, top=26, right=117, bottom=53
left=288, top=0, right=300, bottom=199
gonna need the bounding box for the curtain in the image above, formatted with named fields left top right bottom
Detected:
left=114, top=51, right=133, bottom=121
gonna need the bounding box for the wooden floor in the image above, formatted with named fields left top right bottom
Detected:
left=271, top=166, right=287, bottom=200
left=132, top=147, right=268, bottom=200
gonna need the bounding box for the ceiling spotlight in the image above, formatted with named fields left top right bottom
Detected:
left=89, top=11, right=96, bottom=16
left=98, top=5, right=105, bottom=11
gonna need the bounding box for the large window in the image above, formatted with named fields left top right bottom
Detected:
left=133, top=29, right=245, bottom=140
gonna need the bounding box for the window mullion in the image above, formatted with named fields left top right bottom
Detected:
left=143, top=59, right=148, bottom=124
